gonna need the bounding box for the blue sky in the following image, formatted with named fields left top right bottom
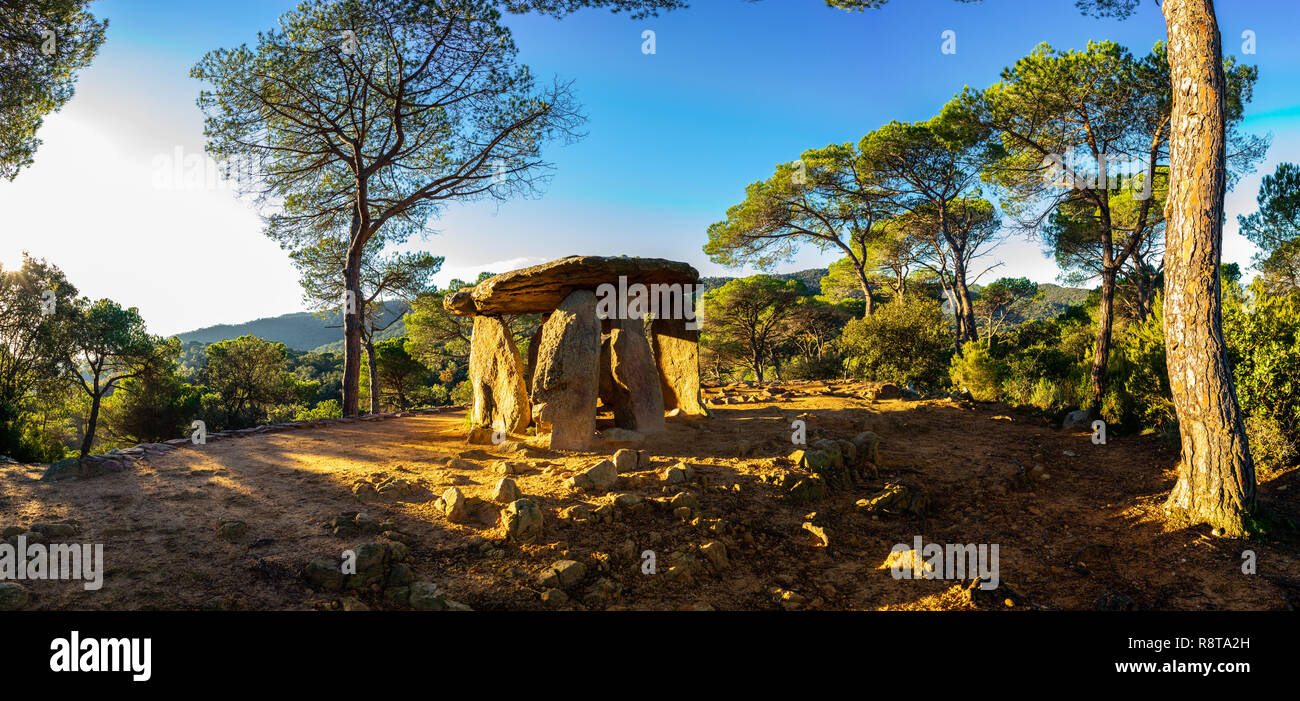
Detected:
left=2, top=0, right=1297, bottom=335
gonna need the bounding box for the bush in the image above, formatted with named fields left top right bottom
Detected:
left=840, top=300, right=953, bottom=392
left=450, top=380, right=473, bottom=406
left=1246, top=413, right=1297, bottom=478
left=1104, top=302, right=1175, bottom=431
left=293, top=400, right=342, bottom=421
left=948, top=343, right=1004, bottom=402
left=785, top=355, right=843, bottom=380
left=1225, top=281, right=1300, bottom=468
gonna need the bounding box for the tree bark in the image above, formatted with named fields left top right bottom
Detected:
left=79, top=392, right=101, bottom=458
left=951, top=268, right=977, bottom=347
left=1160, top=0, right=1256, bottom=535
left=365, top=334, right=379, bottom=414
left=341, top=247, right=363, bottom=418
left=856, top=270, right=875, bottom=317
left=1088, top=268, right=1117, bottom=416
left=341, top=207, right=365, bottom=418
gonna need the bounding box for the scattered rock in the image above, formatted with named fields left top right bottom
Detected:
left=493, top=460, right=524, bottom=476
left=802, top=522, right=830, bottom=547
left=440, top=486, right=469, bottom=522
left=216, top=520, right=246, bottom=542
left=612, top=493, right=642, bottom=510
left=339, top=596, right=370, bottom=612
left=501, top=499, right=543, bottom=543
left=40, top=457, right=84, bottom=482
left=856, top=482, right=927, bottom=517
left=491, top=478, right=520, bottom=504
left=612, top=448, right=638, bottom=473
left=699, top=540, right=728, bottom=571
left=566, top=459, right=617, bottom=491
left=660, top=461, right=695, bottom=485
left=351, top=480, right=379, bottom=500
left=538, top=560, right=587, bottom=590
left=1062, top=410, right=1090, bottom=431
left=304, top=558, right=344, bottom=591
left=541, top=588, right=569, bottom=608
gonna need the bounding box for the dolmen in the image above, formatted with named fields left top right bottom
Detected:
left=445, top=255, right=708, bottom=450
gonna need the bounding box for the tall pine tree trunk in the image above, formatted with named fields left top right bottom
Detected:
left=365, top=334, right=379, bottom=414
left=1161, top=0, right=1256, bottom=534
left=1088, top=268, right=1117, bottom=416
left=341, top=216, right=364, bottom=418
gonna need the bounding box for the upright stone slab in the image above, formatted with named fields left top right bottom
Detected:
left=525, top=323, right=545, bottom=395
left=530, top=290, right=600, bottom=450
left=609, top=318, right=666, bottom=432
left=652, top=317, right=707, bottom=416
left=598, top=333, right=615, bottom=409
left=468, top=315, right=530, bottom=435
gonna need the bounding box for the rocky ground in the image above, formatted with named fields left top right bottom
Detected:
left=2, top=380, right=1298, bottom=611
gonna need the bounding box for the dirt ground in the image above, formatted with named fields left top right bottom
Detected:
left=3, top=380, right=1298, bottom=611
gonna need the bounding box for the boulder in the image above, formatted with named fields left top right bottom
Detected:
left=612, top=448, right=638, bottom=473
left=864, top=383, right=901, bottom=400
left=491, top=478, right=520, bottom=504
left=652, top=317, right=707, bottom=417
left=538, top=560, right=587, bottom=590
left=699, top=541, right=729, bottom=571
left=660, top=461, right=695, bottom=485
left=41, top=457, right=83, bottom=482
left=304, top=558, right=345, bottom=591
left=608, top=318, right=666, bottom=432
left=468, top=315, right=531, bottom=435
left=530, top=290, right=600, bottom=450
left=501, top=498, right=543, bottom=543
left=444, top=255, right=699, bottom=317
left=856, top=482, right=927, bottom=517
left=1062, top=409, right=1090, bottom=431
left=440, top=487, right=469, bottom=522
left=566, top=459, right=618, bottom=491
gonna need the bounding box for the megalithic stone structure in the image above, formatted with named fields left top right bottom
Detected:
left=468, top=315, right=531, bottom=437
left=529, top=290, right=600, bottom=450
left=447, top=255, right=703, bottom=451
left=652, top=317, right=707, bottom=416
left=609, top=317, right=666, bottom=432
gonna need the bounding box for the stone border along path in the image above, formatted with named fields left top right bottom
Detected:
left=38, top=405, right=468, bottom=483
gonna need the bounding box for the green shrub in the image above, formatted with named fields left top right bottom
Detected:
left=294, top=399, right=342, bottom=421
left=1246, top=413, right=1296, bottom=478
left=1225, top=281, right=1300, bottom=468
left=948, top=343, right=1005, bottom=401
left=785, top=355, right=843, bottom=380
left=840, top=300, right=953, bottom=392
left=450, top=380, right=473, bottom=406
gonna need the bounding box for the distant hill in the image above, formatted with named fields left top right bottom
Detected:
left=698, top=268, right=827, bottom=295
left=177, top=300, right=409, bottom=352
left=1022, top=283, right=1092, bottom=321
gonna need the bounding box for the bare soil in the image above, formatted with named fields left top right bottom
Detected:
left=3, top=381, right=1297, bottom=611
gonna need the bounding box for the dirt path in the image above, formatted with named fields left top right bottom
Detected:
left=3, top=382, right=1297, bottom=610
